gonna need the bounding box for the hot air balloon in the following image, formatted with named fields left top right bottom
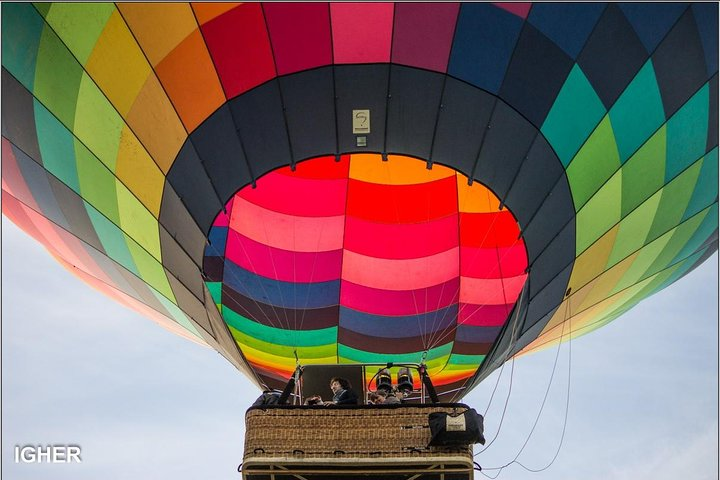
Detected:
left=2, top=2, right=717, bottom=477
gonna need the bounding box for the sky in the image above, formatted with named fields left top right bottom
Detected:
left=1, top=216, right=718, bottom=480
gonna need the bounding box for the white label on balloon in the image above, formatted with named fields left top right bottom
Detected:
left=446, top=414, right=466, bottom=432
left=353, top=109, right=370, bottom=134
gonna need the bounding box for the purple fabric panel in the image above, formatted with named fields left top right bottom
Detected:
left=391, top=3, right=460, bottom=72
left=340, top=278, right=460, bottom=315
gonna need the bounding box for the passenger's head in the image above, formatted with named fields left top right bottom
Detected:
left=330, top=377, right=350, bottom=393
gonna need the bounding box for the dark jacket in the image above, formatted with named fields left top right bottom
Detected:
left=332, top=388, right=359, bottom=405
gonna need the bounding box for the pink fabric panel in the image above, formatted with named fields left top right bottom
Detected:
left=226, top=231, right=342, bottom=282
left=343, top=214, right=459, bottom=259
left=492, top=3, right=532, bottom=19
left=264, top=3, right=333, bottom=75
left=460, top=273, right=527, bottom=305
left=340, top=278, right=459, bottom=315
left=460, top=243, right=528, bottom=278
left=331, top=3, right=393, bottom=63
left=458, top=303, right=511, bottom=327
left=241, top=172, right=348, bottom=217
left=213, top=197, right=233, bottom=227
left=1, top=140, right=38, bottom=210
left=229, top=197, right=345, bottom=252
left=391, top=3, right=460, bottom=72
left=341, top=247, right=459, bottom=291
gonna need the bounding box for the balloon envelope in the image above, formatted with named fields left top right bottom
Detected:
left=1, top=2, right=717, bottom=399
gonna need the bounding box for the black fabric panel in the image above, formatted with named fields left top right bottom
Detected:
left=222, top=284, right=339, bottom=330
left=48, top=175, right=104, bottom=254
left=203, top=285, right=253, bottom=377
left=512, top=309, right=554, bottom=354
left=165, top=140, right=223, bottom=236
left=386, top=66, right=444, bottom=160
left=165, top=271, right=214, bottom=335
left=280, top=67, right=336, bottom=161
left=577, top=4, right=648, bottom=109
left=1, top=68, right=41, bottom=162
left=159, top=226, right=205, bottom=303
left=452, top=341, right=494, bottom=356
left=474, top=100, right=537, bottom=199
left=527, top=220, right=575, bottom=298
left=115, top=263, right=169, bottom=315
left=338, top=328, right=427, bottom=354
left=522, top=262, right=573, bottom=334
left=708, top=75, right=718, bottom=151
left=202, top=256, right=224, bottom=282
left=334, top=64, right=389, bottom=154
left=158, top=184, right=207, bottom=269
left=499, top=23, right=574, bottom=127
left=652, top=8, right=708, bottom=119
left=521, top=176, right=575, bottom=264
left=190, top=104, right=253, bottom=205
left=231, top=79, right=292, bottom=180
left=503, top=136, right=565, bottom=231
left=13, top=147, right=70, bottom=230
left=431, top=76, right=494, bottom=177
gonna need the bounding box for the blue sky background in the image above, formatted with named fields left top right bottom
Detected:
left=2, top=217, right=717, bottom=479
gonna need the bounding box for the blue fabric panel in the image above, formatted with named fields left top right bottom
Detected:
left=527, top=3, right=606, bottom=59
left=448, top=3, right=523, bottom=93
left=691, top=2, right=719, bottom=75
left=455, top=325, right=503, bottom=343
left=619, top=3, right=687, bottom=54
left=339, top=305, right=457, bottom=339
left=222, top=260, right=340, bottom=309
left=205, top=226, right=228, bottom=257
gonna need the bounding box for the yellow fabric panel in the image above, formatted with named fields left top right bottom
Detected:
left=116, top=183, right=162, bottom=261
left=118, top=3, right=198, bottom=66
left=567, top=224, right=619, bottom=293
left=126, top=74, right=187, bottom=173
left=115, top=126, right=164, bottom=217
left=457, top=175, right=503, bottom=213
left=85, top=11, right=151, bottom=116
left=576, top=255, right=637, bottom=312
left=125, top=237, right=175, bottom=300
left=575, top=173, right=622, bottom=254
left=192, top=2, right=242, bottom=25
left=348, top=154, right=454, bottom=185
left=74, top=73, right=122, bottom=171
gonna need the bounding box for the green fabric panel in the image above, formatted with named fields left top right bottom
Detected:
left=2, top=3, right=43, bottom=90
left=620, top=126, right=666, bottom=217
left=567, top=115, right=621, bottom=210
left=43, top=3, right=115, bottom=65
left=606, top=190, right=663, bottom=268
left=116, top=184, right=162, bottom=261
left=541, top=65, right=606, bottom=167
left=33, top=3, right=51, bottom=17
left=223, top=308, right=337, bottom=347
left=576, top=173, right=622, bottom=254
left=230, top=326, right=336, bottom=359
left=207, top=282, right=222, bottom=305
left=125, top=236, right=174, bottom=299
left=155, top=293, right=203, bottom=339
left=73, top=72, right=122, bottom=171
left=683, top=148, right=718, bottom=221
left=655, top=249, right=708, bottom=296
left=665, top=84, right=709, bottom=182
left=338, top=343, right=453, bottom=365
left=34, top=25, right=83, bottom=128
left=85, top=205, right=137, bottom=276
left=630, top=264, right=682, bottom=305
left=75, top=138, right=120, bottom=224
left=609, top=61, right=665, bottom=163
left=646, top=160, right=702, bottom=242
left=447, top=353, right=486, bottom=366
left=673, top=204, right=718, bottom=263
left=642, top=208, right=707, bottom=280
left=611, top=227, right=673, bottom=295
left=33, top=100, right=80, bottom=192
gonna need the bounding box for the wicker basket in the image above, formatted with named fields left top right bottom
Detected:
left=242, top=404, right=474, bottom=480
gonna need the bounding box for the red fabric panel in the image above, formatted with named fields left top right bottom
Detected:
left=278, top=155, right=350, bottom=180
left=201, top=3, right=276, bottom=98
left=343, top=214, right=459, bottom=259
left=459, top=211, right=520, bottom=247
left=458, top=303, right=511, bottom=327
left=346, top=176, right=458, bottom=223
left=391, top=3, right=460, bottom=72
left=460, top=243, right=527, bottom=278
left=264, top=3, right=333, bottom=75
left=340, top=278, right=460, bottom=315
left=330, top=3, right=393, bottom=63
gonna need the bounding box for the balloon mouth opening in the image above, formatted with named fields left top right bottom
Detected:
left=202, top=154, right=528, bottom=386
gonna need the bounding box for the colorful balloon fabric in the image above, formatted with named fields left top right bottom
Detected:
left=2, top=2, right=717, bottom=399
